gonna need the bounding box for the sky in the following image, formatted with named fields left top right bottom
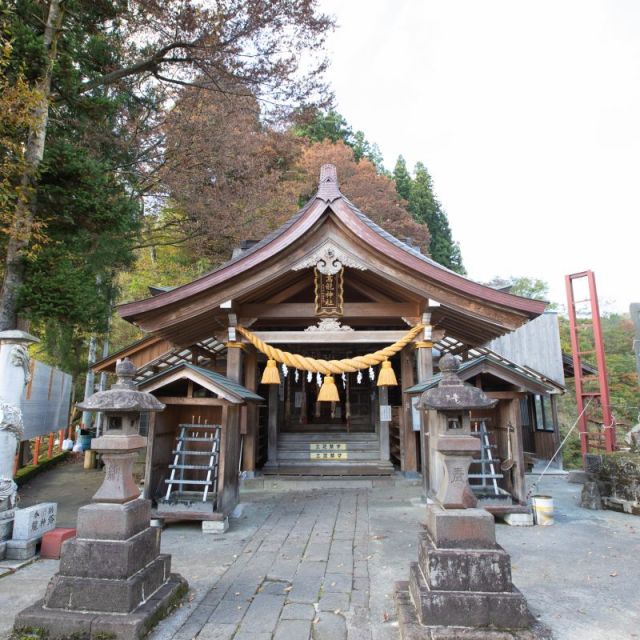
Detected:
left=317, top=0, right=639, bottom=314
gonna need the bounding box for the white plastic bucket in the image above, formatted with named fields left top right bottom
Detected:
left=532, top=495, right=554, bottom=526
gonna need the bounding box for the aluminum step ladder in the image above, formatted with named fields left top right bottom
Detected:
left=164, top=423, right=221, bottom=502
left=470, top=419, right=503, bottom=495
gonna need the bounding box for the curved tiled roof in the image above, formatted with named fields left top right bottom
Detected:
left=119, top=164, right=545, bottom=328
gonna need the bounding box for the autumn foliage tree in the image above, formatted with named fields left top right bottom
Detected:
left=0, top=0, right=334, bottom=331
left=158, top=83, right=303, bottom=264
left=285, top=140, right=430, bottom=251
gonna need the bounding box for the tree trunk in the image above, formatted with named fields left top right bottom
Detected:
left=0, top=0, right=64, bottom=331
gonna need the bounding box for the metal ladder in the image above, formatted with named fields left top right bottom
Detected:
left=164, top=423, right=221, bottom=502
left=469, top=420, right=503, bottom=495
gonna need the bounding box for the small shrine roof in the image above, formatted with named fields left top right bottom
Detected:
left=405, top=351, right=565, bottom=396
left=138, top=363, right=263, bottom=404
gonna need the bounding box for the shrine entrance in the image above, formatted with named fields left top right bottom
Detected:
left=279, top=347, right=376, bottom=434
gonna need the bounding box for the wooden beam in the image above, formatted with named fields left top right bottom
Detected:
left=240, top=302, right=419, bottom=319
left=250, top=330, right=413, bottom=344
left=156, top=396, right=229, bottom=406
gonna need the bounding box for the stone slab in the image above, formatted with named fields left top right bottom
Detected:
left=59, top=526, right=160, bottom=579
left=76, top=498, right=151, bottom=541
left=12, top=502, right=56, bottom=540
left=281, top=602, right=316, bottom=620
left=274, top=618, right=311, bottom=639
left=425, top=505, right=496, bottom=549
left=14, top=573, right=188, bottom=640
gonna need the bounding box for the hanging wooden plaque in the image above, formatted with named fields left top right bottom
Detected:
left=315, top=267, right=344, bottom=316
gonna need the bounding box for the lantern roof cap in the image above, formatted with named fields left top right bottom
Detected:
left=76, top=358, right=165, bottom=413
left=419, top=353, right=497, bottom=411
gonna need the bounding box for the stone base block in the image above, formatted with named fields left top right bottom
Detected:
left=76, top=498, right=151, bottom=541
left=45, top=554, right=171, bottom=613
left=426, top=505, right=496, bottom=550
left=408, top=564, right=533, bottom=629
left=5, top=537, right=37, bottom=560
left=418, top=533, right=512, bottom=592
left=501, top=513, right=535, bottom=527
left=567, top=470, right=588, bottom=484
left=14, top=573, right=188, bottom=640
left=40, top=528, right=77, bottom=559
left=202, top=517, right=228, bottom=534
left=395, top=582, right=550, bottom=640
left=59, top=526, right=160, bottom=579
left=0, top=540, right=6, bottom=560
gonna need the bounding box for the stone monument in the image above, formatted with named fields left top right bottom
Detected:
left=15, top=358, right=188, bottom=639
left=395, top=353, right=544, bottom=639
left=0, top=330, right=39, bottom=559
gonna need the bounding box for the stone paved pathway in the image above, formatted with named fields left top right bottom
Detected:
left=160, top=490, right=372, bottom=640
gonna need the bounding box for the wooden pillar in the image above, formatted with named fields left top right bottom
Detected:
left=401, top=346, right=417, bottom=473
left=266, top=385, right=279, bottom=467
left=241, top=348, right=258, bottom=473
left=550, top=395, right=561, bottom=457
left=226, top=343, right=243, bottom=384
left=217, top=404, right=241, bottom=515
left=416, top=314, right=434, bottom=497
left=379, top=386, right=390, bottom=462
left=500, top=397, right=527, bottom=503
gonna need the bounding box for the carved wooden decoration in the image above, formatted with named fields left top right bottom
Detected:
left=315, top=267, right=344, bottom=316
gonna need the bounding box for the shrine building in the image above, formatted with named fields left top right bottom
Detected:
left=95, top=164, right=560, bottom=522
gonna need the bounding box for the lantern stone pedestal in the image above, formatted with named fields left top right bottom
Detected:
left=395, top=354, right=546, bottom=639
left=15, top=359, right=188, bottom=640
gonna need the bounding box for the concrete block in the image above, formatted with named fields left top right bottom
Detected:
left=76, top=498, right=151, bottom=540
left=5, top=537, right=37, bottom=560
left=502, top=512, right=535, bottom=527
left=59, top=526, right=160, bottom=579
left=12, top=502, right=56, bottom=540
left=202, top=517, right=229, bottom=534
left=40, top=527, right=76, bottom=559
left=425, top=505, right=496, bottom=549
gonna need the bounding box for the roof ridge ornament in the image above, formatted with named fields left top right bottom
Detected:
left=292, top=239, right=367, bottom=275
left=317, top=164, right=342, bottom=202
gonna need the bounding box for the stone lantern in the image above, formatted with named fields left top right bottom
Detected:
left=80, top=358, right=164, bottom=504
left=419, top=352, right=497, bottom=509
left=394, top=354, right=537, bottom=638
left=15, top=359, right=188, bottom=639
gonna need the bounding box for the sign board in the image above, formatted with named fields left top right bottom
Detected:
left=12, top=502, right=57, bottom=541
left=309, top=443, right=347, bottom=451
left=314, top=267, right=344, bottom=316
left=21, top=360, right=72, bottom=440
left=379, top=404, right=392, bottom=422
left=310, top=451, right=348, bottom=461
left=411, top=396, right=421, bottom=432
